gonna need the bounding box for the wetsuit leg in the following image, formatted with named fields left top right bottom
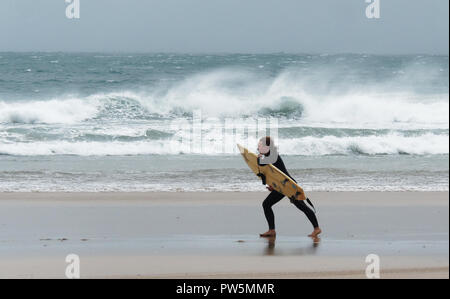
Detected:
left=291, top=200, right=319, bottom=228
left=262, top=191, right=285, bottom=230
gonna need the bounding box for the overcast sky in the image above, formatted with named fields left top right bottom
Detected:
left=0, top=0, right=448, bottom=54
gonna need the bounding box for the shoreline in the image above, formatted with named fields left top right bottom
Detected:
left=0, top=191, right=447, bottom=207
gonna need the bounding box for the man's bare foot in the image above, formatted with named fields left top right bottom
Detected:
left=260, top=229, right=276, bottom=237
left=308, top=227, right=322, bottom=238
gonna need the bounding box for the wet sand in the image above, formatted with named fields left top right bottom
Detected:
left=0, top=192, right=448, bottom=278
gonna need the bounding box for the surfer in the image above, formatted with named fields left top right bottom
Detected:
left=257, top=137, right=322, bottom=238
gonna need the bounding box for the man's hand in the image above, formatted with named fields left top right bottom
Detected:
left=266, top=185, right=274, bottom=192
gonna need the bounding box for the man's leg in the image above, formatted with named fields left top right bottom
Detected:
left=262, top=191, right=285, bottom=230
left=291, top=199, right=319, bottom=229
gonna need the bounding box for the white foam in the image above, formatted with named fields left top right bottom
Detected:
left=0, top=132, right=447, bottom=156
left=0, top=180, right=447, bottom=192
left=279, top=133, right=449, bottom=156
left=139, top=68, right=449, bottom=129
left=0, top=98, right=100, bottom=124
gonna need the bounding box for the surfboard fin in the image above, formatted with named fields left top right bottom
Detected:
left=289, top=193, right=316, bottom=212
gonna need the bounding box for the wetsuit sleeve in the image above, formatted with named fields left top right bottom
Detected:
left=257, top=156, right=263, bottom=166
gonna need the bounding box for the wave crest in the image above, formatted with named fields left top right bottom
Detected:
left=0, top=68, right=448, bottom=128
left=0, top=98, right=100, bottom=124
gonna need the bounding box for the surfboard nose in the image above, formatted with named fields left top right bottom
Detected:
left=237, top=143, right=245, bottom=154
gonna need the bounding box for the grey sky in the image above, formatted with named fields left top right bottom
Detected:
left=0, top=0, right=448, bottom=54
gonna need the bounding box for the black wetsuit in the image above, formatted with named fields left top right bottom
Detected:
left=258, top=154, right=319, bottom=230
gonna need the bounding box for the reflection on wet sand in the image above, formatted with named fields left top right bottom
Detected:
left=261, top=236, right=321, bottom=256
left=263, top=236, right=276, bottom=255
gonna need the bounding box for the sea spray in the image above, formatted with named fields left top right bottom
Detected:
left=0, top=53, right=448, bottom=191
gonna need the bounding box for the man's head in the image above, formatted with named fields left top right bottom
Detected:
left=258, top=136, right=275, bottom=155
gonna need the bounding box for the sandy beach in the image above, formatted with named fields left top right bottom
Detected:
left=0, top=191, right=447, bottom=279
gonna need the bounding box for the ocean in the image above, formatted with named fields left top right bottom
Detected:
left=0, top=53, right=448, bottom=192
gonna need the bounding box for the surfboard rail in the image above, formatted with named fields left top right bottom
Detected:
left=237, top=144, right=306, bottom=201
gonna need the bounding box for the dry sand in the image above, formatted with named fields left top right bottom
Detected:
left=0, top=191, right=448, bottom=279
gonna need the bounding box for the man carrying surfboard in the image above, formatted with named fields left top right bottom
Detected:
left=256, top=137, right=322, bottom=238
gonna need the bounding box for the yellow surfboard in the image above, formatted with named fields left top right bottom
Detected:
left=237, top=144, right=306, bottom=201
